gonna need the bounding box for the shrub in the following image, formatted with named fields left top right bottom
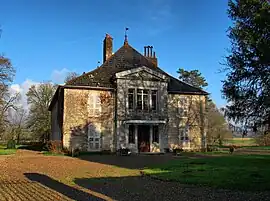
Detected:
left=255, top=132, right=270, bottom=146
left=117, top=148, right=131, bottom=156
left=6, top=140, right=16, bottom=149
left=46, top=140, right=63, bottom=153
left=173, top=148, right=184, bottom=155
left=229, top=145, right=235, bottom=154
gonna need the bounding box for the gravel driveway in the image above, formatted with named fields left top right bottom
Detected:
left=0, top=150, right=269, bottom=201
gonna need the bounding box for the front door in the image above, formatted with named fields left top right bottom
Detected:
left=138, top=125, right=150, bottom=152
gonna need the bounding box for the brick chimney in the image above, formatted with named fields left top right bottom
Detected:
left=103, top=34, right=113, bottom=63
left=144, top=46, right=158, bottom=67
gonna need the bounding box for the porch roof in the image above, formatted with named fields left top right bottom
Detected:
left=123, top=120, right=166, bottom=124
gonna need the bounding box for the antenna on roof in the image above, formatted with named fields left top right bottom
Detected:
left=124, top=27, right=129, bottom=45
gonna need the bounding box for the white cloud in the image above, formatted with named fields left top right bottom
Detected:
left=9, top=79, right=40, bottom=111
left=8, top=68, right=77, bottom=111
left=51, top=68, right=70, bottom=84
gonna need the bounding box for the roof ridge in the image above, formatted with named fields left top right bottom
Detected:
left=65, top=45, right=128, bottom=85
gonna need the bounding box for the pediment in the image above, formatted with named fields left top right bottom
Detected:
left=115, top=66, right=168, bottom=81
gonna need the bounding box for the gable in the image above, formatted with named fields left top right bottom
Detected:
left=115, top=66, right=168, bottom=82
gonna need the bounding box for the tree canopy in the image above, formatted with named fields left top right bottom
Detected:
left=26, top=82, right=56, bottom=142
left=222, top=0, right=270, bottom=128
left=64, top=72, right=79, bottom=84
left=177, top=68, right=232, bottom=144
left=177, top=68, right=208, bottom=90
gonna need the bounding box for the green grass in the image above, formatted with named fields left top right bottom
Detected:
left=0, top=144, right=16, bottom=155
left=143, top=154, right=270, bottom=191
left=223, top=138, right=257, bottom=147
left=241, top=146, right=270, bottom=150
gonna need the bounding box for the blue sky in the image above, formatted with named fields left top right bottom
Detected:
left=0, top=0, right=231, bottom=108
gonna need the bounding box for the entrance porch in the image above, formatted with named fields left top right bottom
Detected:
left=123, top=120, right=166, bottom=153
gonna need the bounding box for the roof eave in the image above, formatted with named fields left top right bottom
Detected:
left=168, top=90, right=209, bottom=95
left=48, top=85, right=61, bottom=111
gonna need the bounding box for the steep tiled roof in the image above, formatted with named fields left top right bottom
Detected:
left=66, top=43, right=207, bottom=95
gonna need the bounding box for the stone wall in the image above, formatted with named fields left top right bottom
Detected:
left=167, top=94, right=206, bottom=150
left=51, top=99, right=61, bottom=141
left=62, top=88, right=114, bottom=151
left=115, top=70, right=168, bottom=151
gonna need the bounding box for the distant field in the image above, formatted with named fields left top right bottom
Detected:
left=223, top=138, right=257, bottom=146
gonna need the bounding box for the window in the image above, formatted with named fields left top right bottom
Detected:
left=128, top=125, right=135, bottom=144
left=179, top=127, right=189, bottom=141
left=88, top=94, right=101, bottom=116
left=178, top=97, right=188, bottom=117
left=137, top=89, right=149, bottom=111
left=151, top=90, right=157, bottom=111
left=88, top=123, right=101, bottom=150
left=129, top=88, right=158, bottom=112
left=143, top=90, right=149, bottom=111
left=128, top=89, right=135, bottom=110
left=137, top=89, right=142, bottom=110
left=152, top=125, right=159, bottom=143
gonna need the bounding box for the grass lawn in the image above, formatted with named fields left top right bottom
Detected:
left=223, top=138, right=257, bottom=147
left=143, top=154, right=270, bottom=191
left=0, top=144, right=17, bottom=155
left=241, top=146, right=270, bottom=150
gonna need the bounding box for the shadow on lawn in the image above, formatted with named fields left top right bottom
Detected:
left=74, top=176, right=188, bottom=201
left=24, top=173, right=106, bottom=201
left=77, top=154, right=179, bottom=169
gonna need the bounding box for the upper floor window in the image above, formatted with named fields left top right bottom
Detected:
left=178, top=97, right=188, bottom=117
left=128, top=88, right=158, bottom=112
left=88, top=94, right=101, bottom=116
left=137, top=89, right=149, bottom=111
left=151, top=90, right=157, bottom=111
left=128, top=89, right=135, bottom=110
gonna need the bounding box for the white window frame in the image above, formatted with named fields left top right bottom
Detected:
left=150, top=90, right=158, bottom=111
left=179, top=126, right=189, bottom=142
left=127, top=88, right=158, bottom=112
left=177, top=97, right=188, bottom=117
left=88, top=94, right=101, bottom=116
left=88, top=123, right=101, bottom=151
left=128, top=89, right=135, bottom=111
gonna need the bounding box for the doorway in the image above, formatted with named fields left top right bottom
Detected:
left=138, top=125, right=150, bottom=152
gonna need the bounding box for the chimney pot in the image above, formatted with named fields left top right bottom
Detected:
left=144, top=46, right=147, bottom=56
left=150, top=46, right=153, bottom=57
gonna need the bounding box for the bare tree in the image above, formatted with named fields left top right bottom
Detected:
left=64, top=72, right=79, bottom=84
left=26, top=82, right=56, bottom=142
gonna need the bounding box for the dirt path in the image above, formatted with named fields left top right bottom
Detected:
left=0, top=150, right=270, bottom=201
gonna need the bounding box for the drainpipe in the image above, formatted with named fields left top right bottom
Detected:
left=114, top=88, right=118, bottom=152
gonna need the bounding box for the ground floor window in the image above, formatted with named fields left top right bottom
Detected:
left=152, top=125, right=159, bottom=143
left=128, top=125, right=135, bottom=144
left=179, top=126, right=189, bottom=141
left=88, top=123, right=101, bottom=150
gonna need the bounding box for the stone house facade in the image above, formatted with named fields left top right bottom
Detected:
left=48, top=34, right=208, bottom=153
